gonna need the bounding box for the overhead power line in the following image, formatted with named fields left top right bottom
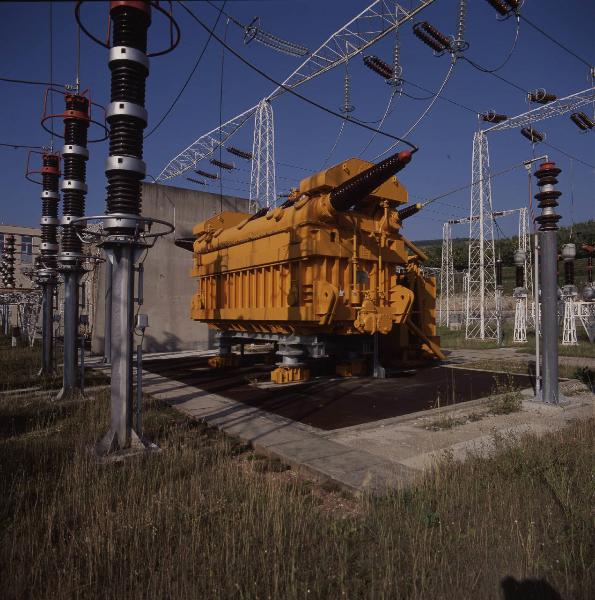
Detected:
left=519, top=14, right=592, bottom=69
left=145, top=2, right=226, bottom=138
left=0, top=142, right=45, bottom=150
left=0, top=76, right=58, bottom=87
left=176, top=1, right=419, bottom=153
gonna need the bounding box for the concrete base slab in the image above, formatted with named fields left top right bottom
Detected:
left=128, top=350, right=594, bottom=496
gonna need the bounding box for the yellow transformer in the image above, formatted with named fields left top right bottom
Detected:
left=187, top=150, right=443, bottom=383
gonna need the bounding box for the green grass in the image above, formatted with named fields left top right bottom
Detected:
left=438, top=325, right=595, bottom=358
left=0, top=334, right=108, bottom=391
left=0, top=388, right=592, bottom=599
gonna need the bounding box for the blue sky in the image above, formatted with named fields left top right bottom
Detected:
left=1, top=0, right=593, bottom=240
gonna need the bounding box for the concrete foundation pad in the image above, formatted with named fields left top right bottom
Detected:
left=136, top=351, right=593, bottom=496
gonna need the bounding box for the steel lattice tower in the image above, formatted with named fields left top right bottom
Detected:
left=465, top=131, right=497, bottom=339
left=439, top=221, right=454, bottom=327
left=250, top=99, right=276, bottom=213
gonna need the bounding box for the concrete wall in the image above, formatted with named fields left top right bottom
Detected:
left=91, top=183, right=249, bottom=354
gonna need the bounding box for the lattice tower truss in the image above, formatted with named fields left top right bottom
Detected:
left=439, top=221, right=454, bottom=327
left=466, top=130, right=497, bottom=339
left=156, top=0, right=437, bottom=182
left=250, top=99, right=276, bottom=212
left=465, top=87, right=595, bottom=339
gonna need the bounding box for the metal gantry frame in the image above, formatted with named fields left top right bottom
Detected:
left=156, top=0, right=437, bottom=182
left=465, top=86, right=594, bottom=339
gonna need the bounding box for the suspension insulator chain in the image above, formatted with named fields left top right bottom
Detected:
left=389, top=25, right=402, bottom=87
left=454, top=0, right=468, bottom=52
left=105, top=1, right=152, bottom=233
left=39, top=152, right=61, bottom=279
left=60, top=94, right=90, bottom=264
left=340, top=68, right=355, bottom=113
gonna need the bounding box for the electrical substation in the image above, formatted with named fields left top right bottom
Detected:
left=1, top=0, right=593, bottom=482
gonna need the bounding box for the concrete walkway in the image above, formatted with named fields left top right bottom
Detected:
left=132, top=351, right=593, bottom=496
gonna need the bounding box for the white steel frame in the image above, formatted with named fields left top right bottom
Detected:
left=156, top=0, right=437, bottom=182
left=250, top=99, right=276, bottom=212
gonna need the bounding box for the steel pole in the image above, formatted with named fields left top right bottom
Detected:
left=539, top=230, right=559, bottom=403
left=103, top=255, right=113, bottom=363
left=58, top=270, right=81, bottom=398
left=534, top=161, right=562, bottom=404
left=96, top=243, right=146, bottom=454
left=534, top=233, right=541, bottom=397
left=40, top=283, right=55, bottom=375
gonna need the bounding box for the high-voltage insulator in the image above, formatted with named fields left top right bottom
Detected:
left=413, top=22, right=450, bottom=53
left=561, top=243, right=576, bottom=286
left=513, top=249, right=526, bottom=288
left=105, top=0, right=151, bottom=231
left=528, top=89, right=557, bottom=104
left=481, top=111, right=508, bottom=123
left=485, top=0, right=517, bottom=16
left=60, top=94, right=90, bottom=262
left=226, top=146, right=253, bottom=160
left=242, top=16, right=309, bottom=57
left=3, top=235, right=16, bottom=288
left=570, top=111, right=594, bottom=131
left=186, top=177, right=206, bottom=186
left=363, top=55, right=394, bottom=79
left=397, top=203, right=422, bottom=221
left=495, top=257, right=503, bottom=288
left=389, top=26, right=402, bottom=87
left=330, top=150, right=413, bottom=212
left=454, top=0, right=469, bottom=52
left=534, top=161, right=562, bottom=231
left=340, top=70, right=355, bottom=113
left=520, top=127, right=544, bottom=143
left=211, top=158, right=235, bottom=171
left=39, top=153, right=61, bottom=277
left=196, top=169, right=218, bottom=180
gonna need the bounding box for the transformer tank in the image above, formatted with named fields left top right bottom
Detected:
left=187, top=150, right=443, bottom=383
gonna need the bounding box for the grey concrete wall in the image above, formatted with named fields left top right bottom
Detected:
left=91, top=182, right=249, bottom=354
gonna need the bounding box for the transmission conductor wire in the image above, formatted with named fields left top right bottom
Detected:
left=176, top=1, right=419, bottom=153
left=519, top=14, right=592, bottom=69
left=373, top=57, right=457, bottom=160
left=146, top=2, right=226, bottom=138
left=463, top=15, right=520, bottom=74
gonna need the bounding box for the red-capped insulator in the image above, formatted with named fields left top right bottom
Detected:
left=505, top=0, right=520, bottom=10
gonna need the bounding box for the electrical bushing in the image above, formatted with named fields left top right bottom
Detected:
left=39, top=153, right=60, bottom=280
left=105, top=0, right=151, bottom=233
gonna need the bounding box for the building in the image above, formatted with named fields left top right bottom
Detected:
left=91, top=183, right=249, bottom=354
left=0, top=224, right=40, bottom=289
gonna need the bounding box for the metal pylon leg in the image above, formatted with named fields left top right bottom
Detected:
left=57, top=270, right=81, bottom=399
left=96, top=243, right=155, bottom=456
left=40, top=283, right=56, bottom=375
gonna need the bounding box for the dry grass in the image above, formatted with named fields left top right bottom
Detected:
left=0, top=385, right=592, bottom=599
